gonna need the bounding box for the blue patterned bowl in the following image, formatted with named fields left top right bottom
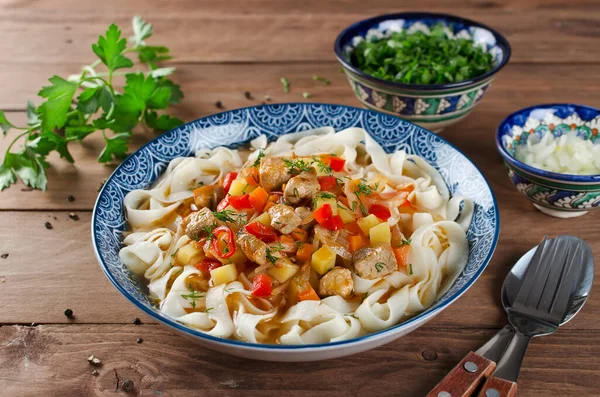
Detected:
left=93, top=103, right=499, bottom=361
left=497, top=103, right=600, bottom=218
left=335, top=12, right=511, bottom=132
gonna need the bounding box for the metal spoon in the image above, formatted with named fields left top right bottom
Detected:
left=427, top=236, right=594, bottom=397
left=478, top=235, right=594, bottom=397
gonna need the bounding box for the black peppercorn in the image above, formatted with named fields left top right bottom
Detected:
left=67, top=195, right=76, bottom=202
left=44, top=221, right=53, bottom=230
left=133, top=317, right=141, bottom=325
left=137, top=337, right=143, bottom=344
left=215, top=100, right=223, bottom=109
left=64, top=309, right=73, bottom=318
left=68, top=213, right=80, bottom=221
left=244, top=91, right=252, bottom=99
left=1, top=253, right=8, bottom=259
left=121, top=379, right=135, bottom=392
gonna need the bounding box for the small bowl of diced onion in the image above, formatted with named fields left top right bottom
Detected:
left=497, top=103, right=600, bottom=218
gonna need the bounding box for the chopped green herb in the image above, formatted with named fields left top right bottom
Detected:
left=252, top=149, right=265, bottom=167
left=302, top=92, right=312, bottom=99
left=224, top=287, right=233, bottom=293
left=312, top=192, right=336, bottom=208
left=170, top=248, right=179, bottom=258
left=282, top=158, right=312, bottom=175
left=296, top=241, right=304, bottom=248
left=212, top=209, right=237, bottom=223
left=280, top=77, right=290, bottom=93
left=313, top=75, right=331, bottom=85
left=344, top=314, right=359, bottom=319
left=338, top=67, right=345, bottom=73
left=265, top=247, right=277, bottom=264
left=401, top=237, right=412, bottom=246
left=241, top=183, right=249, bottom=193
left=375, top=262, right=384, bottom=272
left=350, top=23, right=495, bottom=85
left=351, top=200, right=358, bottom=212
left=205, top=307, right=214, bottom=313
left=293, top=187, right=299, bottom=197
left=201, top=224, right=216, bottom=240
left=409, top=263, right=414, bottom=275
left=181, top=290, right=204, bottom=309
left=311, top=156, right=332, bottom=175
left=353, top=182, right=373, bottom=216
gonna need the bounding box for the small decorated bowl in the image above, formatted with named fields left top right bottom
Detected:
left=497, top=104, right=600, bottom=218
left=334, top=12, right=511, bottom=132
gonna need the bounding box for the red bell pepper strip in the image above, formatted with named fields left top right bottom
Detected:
left=227, top=194, right=253, bottom=210
left=211, top=226, right=235, bottom=258
left=252, top=274, right=273, bottom=297
left=222, top=172, right=238, bottom=193
left=370, top=203, right=391, bottom=220
left=245, top=222, right=278, bottom=243
left=195, top=259, right=223, bottom=275
left=318, top=176, right=337, bottom=191
left=328, top=156, right=346, bottom=172
left=313, top=204, right=343, bottom=231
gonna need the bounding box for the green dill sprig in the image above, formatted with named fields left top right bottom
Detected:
left=252, top=149, right=265, bottom=167
left=313, top=75, right=331, bottom=85
left=375, top=262, right=384, bottom=272
left=212, top=209, right=238, bottom=223
left=282, top=158, right=312, bottom=175
left=280, top=77, right=290, bottom=93
left=311, top=156, right=332, bottom=175
left=181, top=290, right=204, bottom=309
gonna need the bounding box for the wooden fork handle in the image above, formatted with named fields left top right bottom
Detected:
left=426, top=351, right=496, bottom=397
left=477, top=376, right=518, bottom=397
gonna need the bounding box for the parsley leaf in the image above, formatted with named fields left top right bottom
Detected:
left=0, top=111, right=15, bottom=136
left=37, top=76, right=78, bottom=133
left=92, top=23, right=134, bottom=72
left=130, top=15, right=153, bottom=47
left=98, top=132, right=131, bottom=163
left=145, top=110, right=183, bottom=132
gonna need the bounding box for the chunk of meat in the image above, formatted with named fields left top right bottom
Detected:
left=193, top=185, right=223, bottom=210
left=185, top=207, right=217, bottom=240
left=268, top=204, right=302, bottom=235
left=319, top=267, right=354, bottom=299
left=352, top=243, right=397, bottom=280
left=283, top=170, right=319, bottom=205
left=294, top=206, right=315, bottom=225
left=236, top=232, right=269, bottom=266
left=259, top=157, right=291, bottom=191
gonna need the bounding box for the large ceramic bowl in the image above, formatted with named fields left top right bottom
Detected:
left=334, top=12, right=511, bottom=132
left=93, top=103, right=499, bottom=361
left=497, top=103, right=600, bottom=218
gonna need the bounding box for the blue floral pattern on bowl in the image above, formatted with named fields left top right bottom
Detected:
left=93, top=103, right=499, bottom=349
left=497, top=103, right=600, bottom=218
left=334, top=13, right=511, bottom=132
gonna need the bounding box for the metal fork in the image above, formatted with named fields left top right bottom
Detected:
left=477, top=236, right=586, bottom=396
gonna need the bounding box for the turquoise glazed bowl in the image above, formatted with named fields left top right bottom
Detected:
left=334, top=12, right=511, bottom=132
left=497, top=104, right=600, bottom=218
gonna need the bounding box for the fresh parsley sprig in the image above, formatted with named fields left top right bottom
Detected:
left=0, top=16, right=184, bottom=191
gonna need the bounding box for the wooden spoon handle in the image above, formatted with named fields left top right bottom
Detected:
left=426, top=351, right=496, bottom=397
left=477, top=376, right=518, bottom=397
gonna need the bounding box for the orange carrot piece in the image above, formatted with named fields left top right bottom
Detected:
left=393, top=245, right=411, bottom=270
left=290, top=228, right=308, bottom=242
left=249, top=186, right=269, bottom=212
left=297, top=284, right=320, bottom=301
left=296, top=243, right=313, bottom=263
left=349, top=235, right=368, bottom=253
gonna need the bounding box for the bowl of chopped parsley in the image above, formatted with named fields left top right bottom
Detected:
left=335, top=12, right=511, bottom=132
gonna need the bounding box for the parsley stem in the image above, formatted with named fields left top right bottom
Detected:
left=5, top=130, right=30, bottom=153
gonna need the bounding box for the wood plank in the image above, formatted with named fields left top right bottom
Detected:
left=1, top=3, right=600, bottom=63
left=0, top=211, right=598, bottom=329
left=0, top=325, right=598, bottom=397
left=1, top=62, right=600, bottom=208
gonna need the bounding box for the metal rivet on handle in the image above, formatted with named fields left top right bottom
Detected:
left=437, top=392, right=451, bottom=397
left=463, top=361, right=478, bottom=373
left=485, top=389, right=500, bottom=397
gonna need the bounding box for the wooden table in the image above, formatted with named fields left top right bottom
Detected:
left=1, top=1, right=599, bottom=395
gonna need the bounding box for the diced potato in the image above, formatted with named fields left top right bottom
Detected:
left=175, top=243, right=205, bottom=265
left=268, top=261, right=300, bottom=283
left=252, top=212, right=272, bottom=226
left=210, top=263, right=238, bottom=286
left=314, top=196, right=338, bottom=215
left=216, top=249, right=247, bottom=266
left=369, top=222, right=391, bottom=245
left=337, top=203, right=355, bottom=224
left=357, top=214, right=380, bottom=235
left=311, top=245, right=337, bottom=275
left=228, top=178, right=256, bottom=196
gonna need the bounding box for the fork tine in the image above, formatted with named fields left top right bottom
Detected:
left=512, top=236, right=549, bottom=306
left=534, top=239, right=571, bottom=312
left=550, top=242, right=584, bottom=323
left=522, top=238, right=563, bottom=309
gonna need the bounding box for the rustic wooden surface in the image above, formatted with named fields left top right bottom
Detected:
left=1, top=1, right=599, bottom=396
